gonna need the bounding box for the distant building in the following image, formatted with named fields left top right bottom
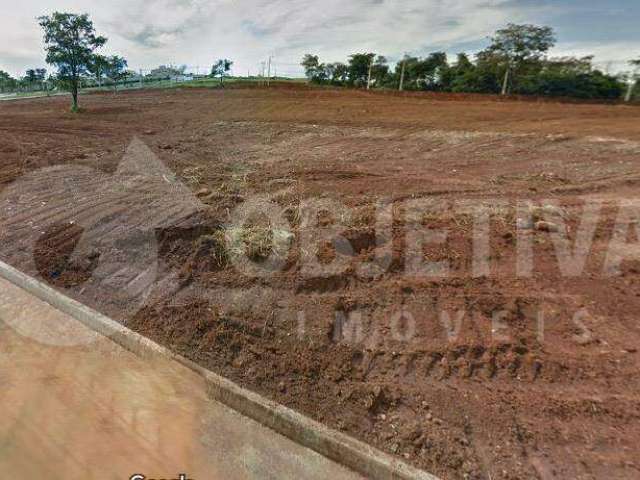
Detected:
left=172, top=74, right=194, bottom=83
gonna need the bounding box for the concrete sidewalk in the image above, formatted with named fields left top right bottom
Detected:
left=0, top=92, right=67, bottom=102
left=0, top=277, right=361, bottom=480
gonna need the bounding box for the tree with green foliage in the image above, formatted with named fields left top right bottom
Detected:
left=484, top=23, right=556, bottom=95
left=326, top=62, right=349, bottom=85
left=370, top=55, right=390, bottom=87
left=22, top=68, right=47, bottom=91
left=211, top=59, right=233, bottom=85
left=0, top=70, right=17, bottom=93
left=38, top=12, right=107, bottom=111
left=334, top=63, right=350, bottom=84
left=516, top=56, right=623, bottom=99
left=43, top=72, right=57, bottom=95
left=347, top=53, right=376, bottom=87
left=301, top=54, right=327, bottom=83
left=630, top=58, right=640, bottom=78
left=298, top=24, right=627, bottom=101
left=439, top=53, right=475, bottom=91
left=104, top=55, right=128, bottom=93
left=89, top=54, right=109, bottom=87
left=24, top=69, right=39, bottom=83
left=302, top=53, right=386, bottom=87
left=463, top=50, right=510, bottom=93
left=323, top=62, right=336, bottom=83
left=393, top=53, right=448, bottom=90
left=0, top=71, right=13, bottom=83
left=394, top=56, right=419, bottom=89
left=421, top=52, right=448, bottom=90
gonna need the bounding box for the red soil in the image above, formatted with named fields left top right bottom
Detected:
left=1, top=86, right=640, bottom=479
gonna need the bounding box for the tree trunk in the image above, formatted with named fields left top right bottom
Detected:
left=71, top=80, right=79, bottom=112
left=501, top=66, right=510, bottom=96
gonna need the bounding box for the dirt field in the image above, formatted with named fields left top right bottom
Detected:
left=1, top=86, right=640, bottom=480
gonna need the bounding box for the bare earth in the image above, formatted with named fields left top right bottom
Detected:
left=1, top=86, right=640, bottom=480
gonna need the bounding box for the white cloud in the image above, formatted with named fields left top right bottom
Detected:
left=0, top=0, right=638, bottom=78
left=551, top=41, right=640, bottom=73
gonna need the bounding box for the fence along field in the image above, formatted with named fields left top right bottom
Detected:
left=1, top=14, right=639, bottom=105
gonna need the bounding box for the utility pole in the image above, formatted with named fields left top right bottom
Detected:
left=260, top=61, right=266, bottom=86
left=626, top=78, right=637, bottom=102
left=139, top=69, right=143, bottom=89
left=399, top=56, right=406, bottom=92
left=267, top=56, right=272, bottom=87
left=501, top=62, right=510, bottom=96
left=626, top=81, right=634, bottom=102
left=366, top=55, right=373, bottom=90
left=626, top=67, right=638, bottom=103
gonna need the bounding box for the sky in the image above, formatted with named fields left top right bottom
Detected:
left=1, top=0, right=639, bottom=78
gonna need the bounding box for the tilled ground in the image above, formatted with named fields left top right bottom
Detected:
left=1, top=86, right=640, bottom=480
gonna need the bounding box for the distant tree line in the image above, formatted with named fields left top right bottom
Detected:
left=0, top=68, right=52, bottom=93
left=1, top=11, right=239, bottom=108
left=1, top=58, right=237, bottom=97
left=302, top=24, right=638, bottom=101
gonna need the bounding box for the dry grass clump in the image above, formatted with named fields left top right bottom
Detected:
left=192, top=231, right=228, bottom=269
left=181, top=166, right=204, bottom=186
left=225, top=226, right=294, bottom=262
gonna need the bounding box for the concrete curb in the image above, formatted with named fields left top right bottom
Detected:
left=0, top=260, right=439, bottom=480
